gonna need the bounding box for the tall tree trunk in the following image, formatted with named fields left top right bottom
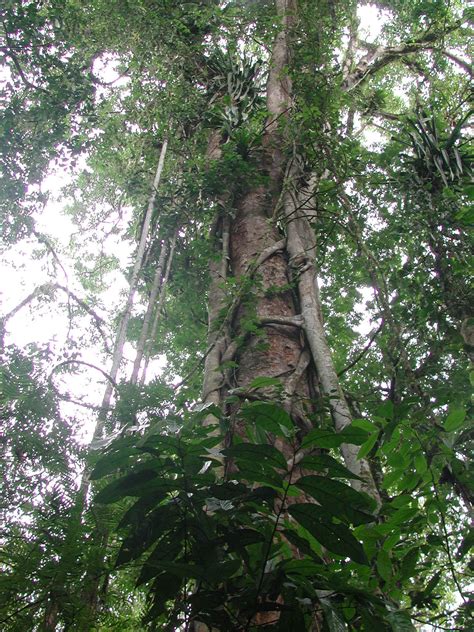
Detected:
left=202, top=0, right=380, bottom=499
left=197, top=2, right=381, bottom=627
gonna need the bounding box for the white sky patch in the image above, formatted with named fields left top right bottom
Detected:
left=357, top=4, right=391, bottom=43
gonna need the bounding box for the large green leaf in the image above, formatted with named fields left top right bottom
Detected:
left=295, top=476, right=375, bottom=525
left=298, top=454, right=362, bottom=480
left=288, top=504, right=369, bottom=565
left=400, top=547, right=419, bottom=580
left=223, top=528, right=266, bottom=550
left=117, top=491, right=170, bottom=530
left=89, top=438, right=138, bottom=480
left=386, top=610, right=416, bottom=631
left=223, top=442, right=287, bottom=470
left=137, top=533, right=183, bottom=585
left=276, top=606, right=307, bottom=631
left=143, top=572, right=182, bottom=620
left=95, top=469, right=157, bottom=504
left=241, top=401, right=293, bottom=436
left=95, top=470, right=177, bottom=504
left=301, top=425, right=369, bottom=450
left=444, top=408, right=466, bottom=432
left=281, top=528, right=324, bottom=561
left=283, top=558, right=328, bottom=579
left=376, top=549, right=392, bottom=583
left=319, top=597, right=348, bottom=632
left=117, top=502, right=180, bottom=568
left=232, top=459, right=286, bottom=489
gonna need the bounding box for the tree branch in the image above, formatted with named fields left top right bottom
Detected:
left=49, top=360, right=118, bottom=390
left=343, top=21, right=463, bottom=90
left=0, top=23, right=47, bottom=93
left=0, top=282, right=111, bottom=354
left=337, top=319, right=384, bottom=377
left=442, top=50, right=473, bottom=77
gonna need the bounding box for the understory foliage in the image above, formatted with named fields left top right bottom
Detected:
left=0, top=0, right=473, bottom=631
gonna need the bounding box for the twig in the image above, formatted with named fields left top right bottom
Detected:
left=0, top=23, right=48, bottom=93
left=0, top=282, right=111, bottom=354
left=244, top=454, right=297, bottom=631
left=337, top=319, right=384, bottom=377
left=442, top=50, right=473, bottom=77
left=0, top=596, right=45, bottom=626
left=49, top=360, right=118, bottom=389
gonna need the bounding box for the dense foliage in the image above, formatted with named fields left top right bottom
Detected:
left=0, top=1, right=472, bottom=630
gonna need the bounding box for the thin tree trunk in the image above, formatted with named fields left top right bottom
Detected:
left=95, top=137, right=168, bottom=434
left=201, top=214, right=230, bottom=426
left=283, top=176, right=381, bottom=502
left=44, top=142, right=169, bottom=631
left=130, top=237, right=169, bottom=384
left=139, top=229, right=177, bottom=385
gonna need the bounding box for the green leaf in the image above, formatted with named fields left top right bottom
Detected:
left=241, top=401, right=293, bottom=436
left=383, top=532, right=401, bottom=551
left=224, top=528, right=266, bottom=550
left=116, top=502, right=180, bottom=567
left=276, top=606, right=307, bottom=631
left=338, top=425, right=370, bottom=445
left=357, top=431, right=379, bottom=460
left=422, top=571, right=442, bottom=599
left=352, top=418, right=378, bottom=432
left=376, top=549, right=392, bottom=582
left=414, top=453, right=428, bottom=475
left=376, top=401, right=394, bottom=420
left=232, top=460, right=285, bottom=489
left=319, top=597, right=348, bottom=632
left=143, top=572, right=182, bottom=619
left=283, top=558, right=328, bottom=578
left=301, top=425, right=368, bottom=450
left=281, top=529, right=324, bottom=561
left=137, top=533, right=183, bottom=585
left=247, top=376, right=282, bottom=390
left=89, top=438, right=137, bottom=480
left=138, top=433, right=181, bottom=453
left=192, top=402, right=222, bottom=423
left=298, top=454, right=362, bottom=480
left=457, top=530, right=474, bottom=560
left=444, top=408, right=466, bottom=432
left=301, top=428, right=344, bottom=449
left=386, top=610, right=416, bottom=631
left=223, top=442, right=287, bottom=470
left=151, top=561, right=209, bottom=579
left=95, top=469, right=159, bottom=504
left=400, top=548, right=419, bottom=580
left=117, top=493, right=168, bottom=530
left=295, top=476, right=375, bottom=525
left=387, top=506, right=418, bottom=527
left=288, top=504, right=369, bottom=565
